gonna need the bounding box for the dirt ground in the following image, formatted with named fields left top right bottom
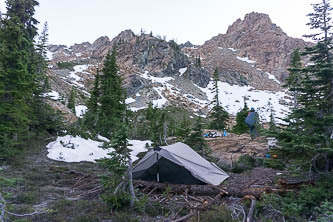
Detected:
left=0, top=138, right=282, bottom=222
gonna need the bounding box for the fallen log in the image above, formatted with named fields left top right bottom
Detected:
left=134, top=180, right=224, bottom=196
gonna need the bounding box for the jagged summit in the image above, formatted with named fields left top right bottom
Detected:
left=226, top=12, right=284, bottom=35
left=198, top=12, right=311, bottom=82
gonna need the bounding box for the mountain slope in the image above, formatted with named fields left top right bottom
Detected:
left=45, top=12, right=306, bottom=122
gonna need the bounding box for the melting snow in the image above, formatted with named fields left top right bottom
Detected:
left=129, top=107, right=147, bottom=112
left=228, top=48, right=238, bottom=52
left=153, top=87, right=168, bottom=108
left=236, top=56, right=256, bottom=64
left=46, top=135, right=152, bottom=162
left=126, top=97, right=136, bottom=104
left=196, top=81, right=291, bottom=123
left=73, top=64, right=90, bottom=73
left=140, top=71, right=174, bottom=83
left=179, top=67, right=187, bottom=76
left=266, top=72, right=281, bottom=84
left=69, top=72, right=81, bottom=81
left=75, top=105, right=88, bottom=118
left=44, top=90, right=60, bottom=100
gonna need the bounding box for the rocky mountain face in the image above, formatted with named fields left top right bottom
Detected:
left=46, top=12, right=308, bottom=120
left=192, top=12, right=311, bottom=83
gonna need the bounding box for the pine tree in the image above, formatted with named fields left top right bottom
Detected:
left=233, top=97, right=249, bottom=134
left=209, top=68, right=229, bottom=131
left=99, top=47, right=125, bottom=138
left=68, top=86, right=76, bottom=115
left=275, top=0, right=333, bottom=172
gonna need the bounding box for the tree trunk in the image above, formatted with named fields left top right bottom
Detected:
left=246, top=199, right=256, bottom=222
left=163, top=122, right=168, bottom=145
left=128, top=158, right=137, bottom=207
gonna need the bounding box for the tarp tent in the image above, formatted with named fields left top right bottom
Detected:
left=133, top=142, right=229, bottom=186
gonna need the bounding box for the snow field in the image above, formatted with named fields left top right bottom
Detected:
left=47, top=135, right=152, bottom=163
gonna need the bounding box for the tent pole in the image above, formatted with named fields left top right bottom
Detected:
left=156, top=153, right=160, bottom=182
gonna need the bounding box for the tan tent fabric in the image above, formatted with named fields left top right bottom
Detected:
left=133, top=142, right=229, bottom=186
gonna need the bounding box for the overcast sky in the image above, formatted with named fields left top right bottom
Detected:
left=0, top=0, right=318, bottom=46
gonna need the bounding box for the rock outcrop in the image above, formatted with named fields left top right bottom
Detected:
left=207, top=133, right=268, bottom=168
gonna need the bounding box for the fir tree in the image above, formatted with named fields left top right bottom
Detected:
left=99, top=47, right=125, bottom=138
left=232, top=97, right=249, bottom=134
left=275, top=0, right=333, bottom=172
left=145, top=103, right=168, bottom=146
left=209, top=68, right=229, bottom=131
left=84, top=68, right=100, bottom=135
left=285, top=49, right=302, bottom=109
left=176, top=115, right=191, bottom=142
left=0, top=0, right=41, bottom=157
left=68, top=86, right=76, bottom=115
left=268, top=101, right=277, bottom=131
left=185, top=117, right=210, bottom=158
left=98, top=78, right=137, bottom=208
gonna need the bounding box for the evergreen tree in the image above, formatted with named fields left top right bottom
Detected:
left=99, top=47, right=125, bottom=138
left=68, top=86, right=76, bottom=115
left=268, top=101, right=277, bottom=131
left=232, top=97, right=249, bottom=134
left=209, top=68, right=229, bottom=131
left=0, top=0, right=41, bottom=157
left=144, top=103, right=168, bottom=146
left=98, top=75, right=137, bottom=208
left=185, top=117, right=210, bottom=158
left=84, top=68, right=100, bottom=135
left=285, top=49, right=302, bottom=109
left=275, top=0, right=333, bottom=172
left=176, top=114, right=191, bottom=142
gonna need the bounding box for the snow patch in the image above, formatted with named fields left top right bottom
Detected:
left=44, top=90, right=60, bottom=100
left=69, top=72, right=81, bottom=81
left=75, top=52, right=82, bottom=57
left=195, top=81, right=291, bottom=123
left=266, top=72, right=281, bottom=84
left=73, top=64, right=90, bottom=73
left=125, top=97, right=136, bottom=104
left=46, top=135, right=152, bottom=162
left=179, top=67, right=187, bottom=76
left=139, top=71, right=174, bottom=83
left=228, top=48, right=238, bottom=52
left=75, top=105, right=87, bottom=118
left=129, top=106, right=147, bottom=112
left=236, top=56, right=256, bottom=64
left=153, top=87, right=168, bottom=108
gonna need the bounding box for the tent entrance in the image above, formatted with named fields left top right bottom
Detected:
left=133, top=157, right=205, bottom=185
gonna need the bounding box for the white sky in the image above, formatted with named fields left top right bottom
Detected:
left=0, top=0, right=319, bottom=46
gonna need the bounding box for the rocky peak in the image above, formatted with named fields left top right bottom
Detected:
left=226, top=12, right=284, bottom=35
left=70, top=42, right=91, bottom=53
left=112, top=29, right=135, bottom=43
left=199, top=12, right=311, bottom=82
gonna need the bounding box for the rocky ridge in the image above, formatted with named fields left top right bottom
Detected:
left=190, top=12, right=312, bottom=83
left=46, top=12, right=306, bottom=120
